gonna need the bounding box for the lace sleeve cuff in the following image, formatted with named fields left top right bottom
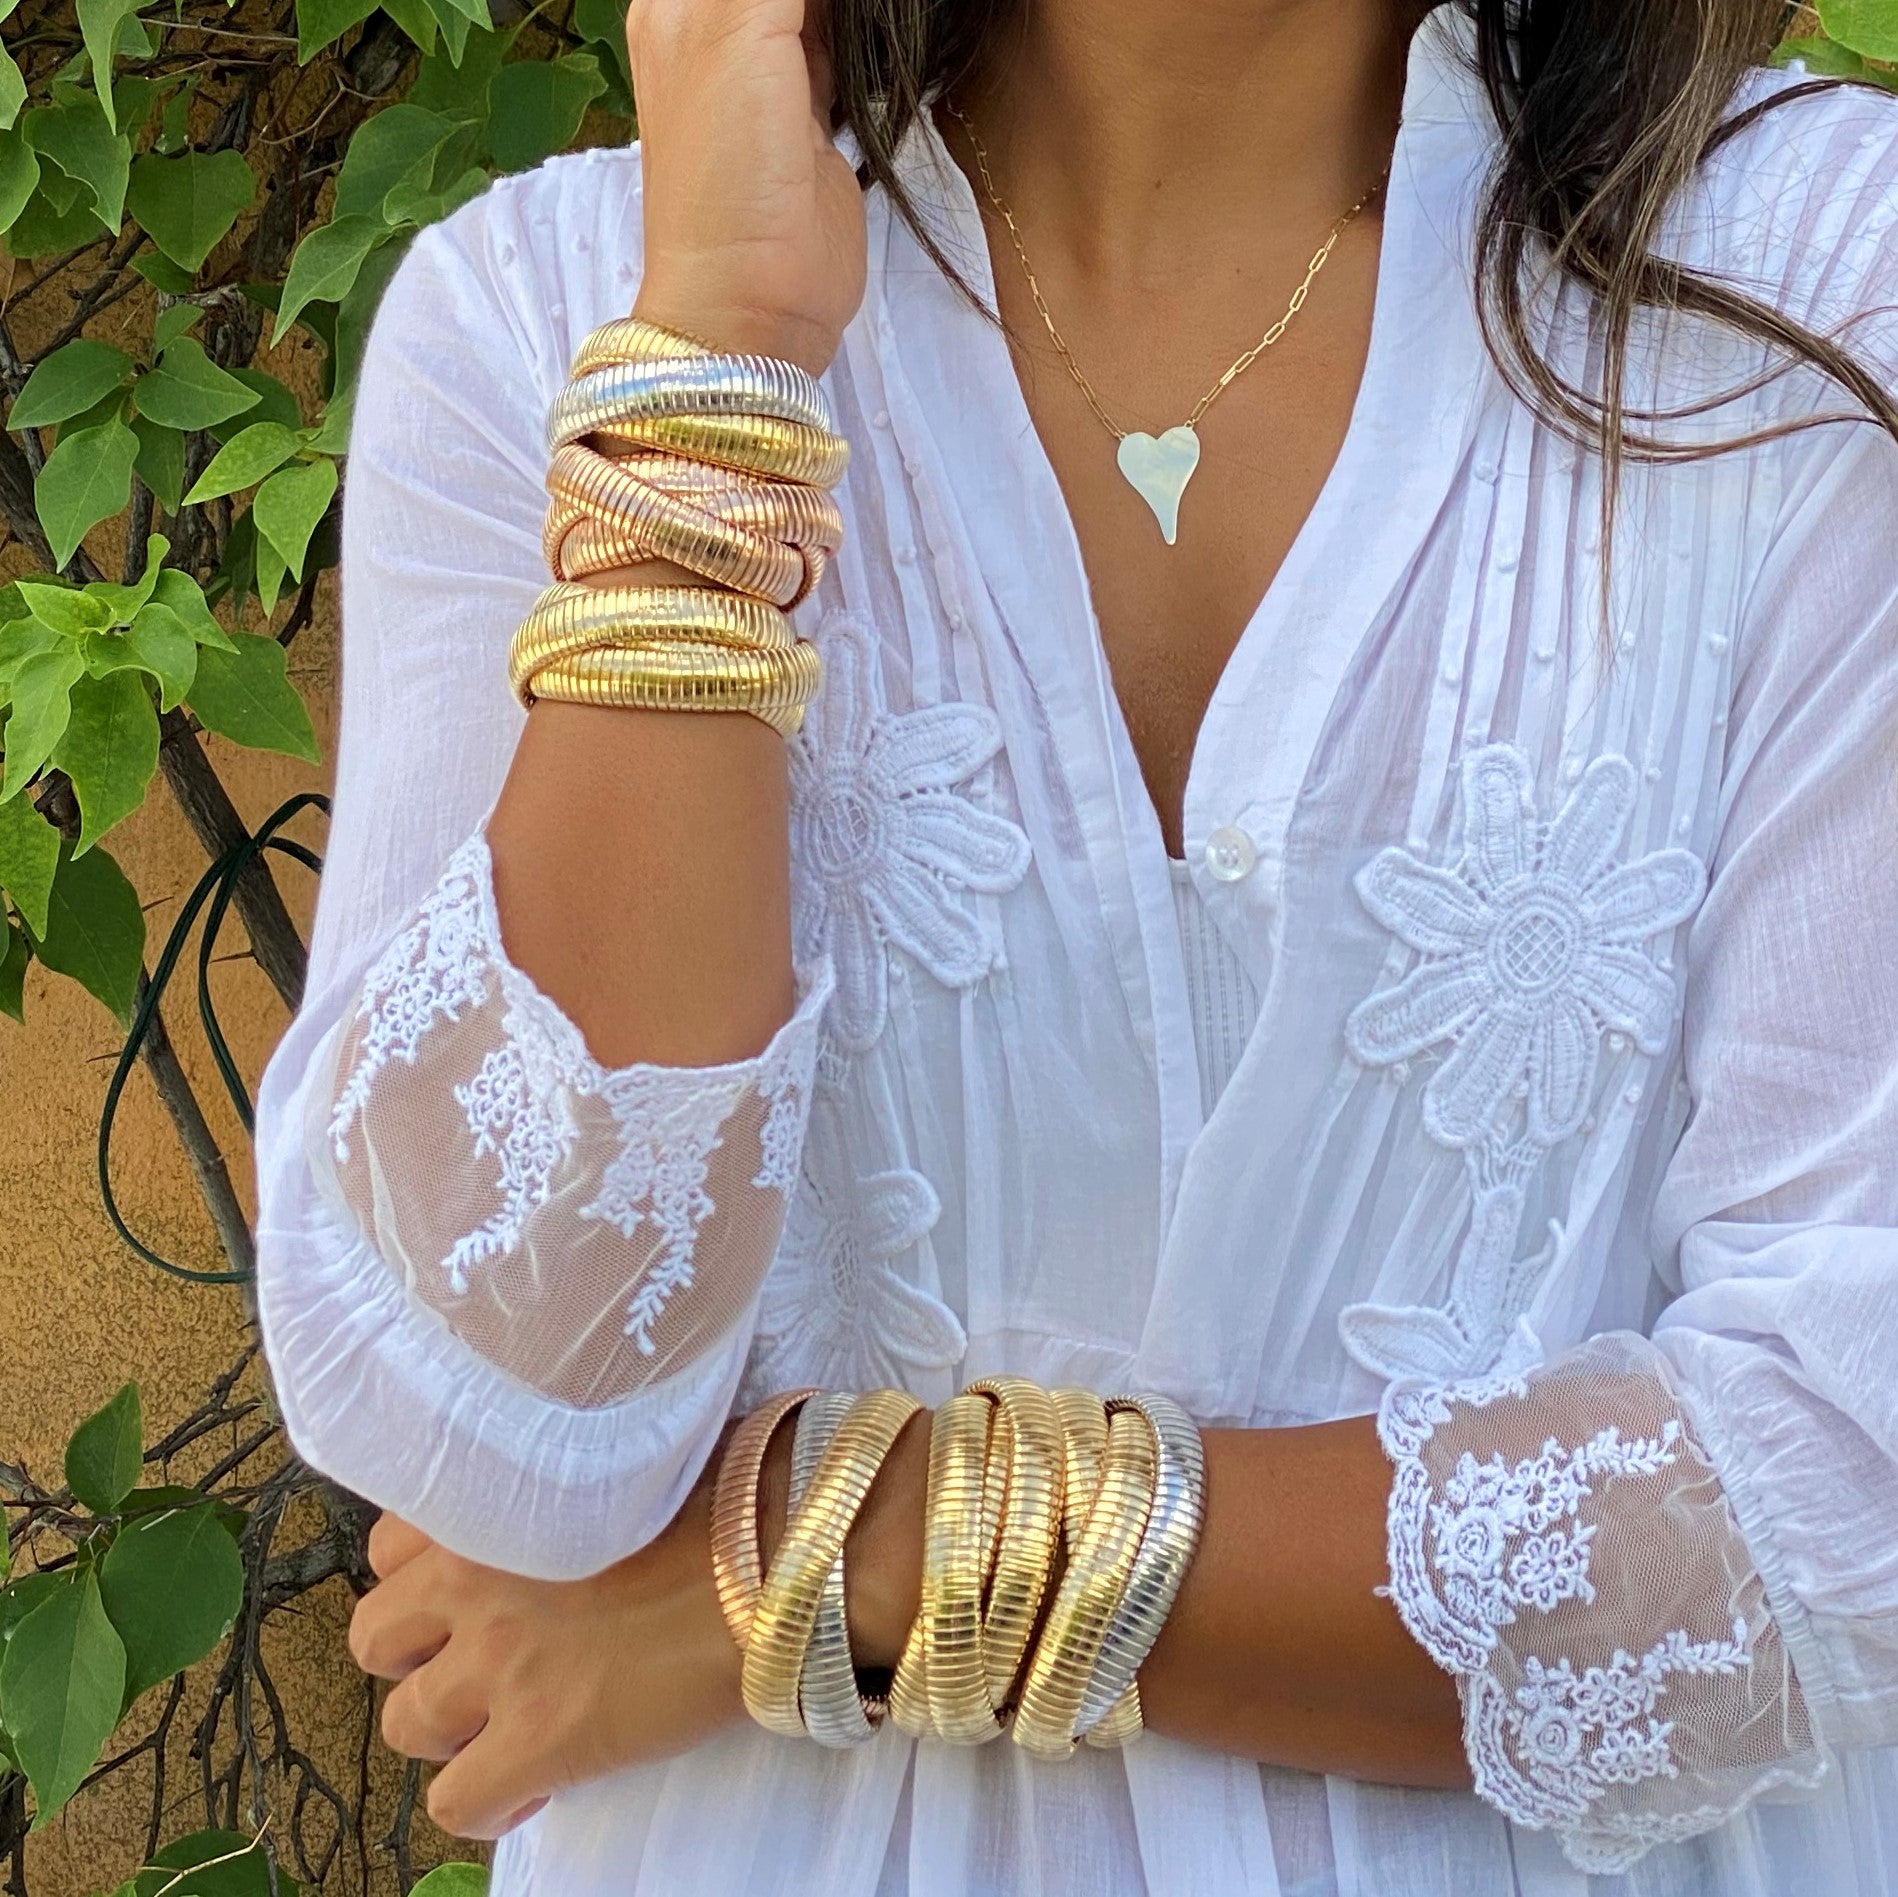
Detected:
left=254, top=828, right=831, bottom=1578
left=1377, top=1334, right=1826, bottom=1872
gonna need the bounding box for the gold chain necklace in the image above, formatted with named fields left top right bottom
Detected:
left=948, top=102, right=1389, bottom=546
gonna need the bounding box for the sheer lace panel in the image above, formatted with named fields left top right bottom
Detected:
left=1378, top=1333, right=1823, bottom=1873
left=306, top=830, right=828, bottom=1409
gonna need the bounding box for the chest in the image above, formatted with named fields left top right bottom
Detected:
left=989, top=215, right=1384, bottom=854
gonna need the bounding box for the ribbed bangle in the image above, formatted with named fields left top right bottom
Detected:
left=742, top=1388, right=923, bottom=1739
left=1011, top=1403, right=1156, bottom=1758
left=509, top=582, right=795, bottom=687
left=1077, top=1394, right=1205, bottom=1744
left=542, top=443, right=842, bottom=605
left=569, top=314, right=710, bottom=376
left=710, top=1389, right=817, bottom=1657
left=525, top=640, right=821, bottom=736
left=548, top=355, right=837, bottom=453
left=588, top=411, right=852, bottom=488
left=786, top=1392, right=885, bottom=1748
left=964, top=1376, right=1066, bottom=1713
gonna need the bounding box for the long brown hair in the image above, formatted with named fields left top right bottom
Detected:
left=825, top=0, right=1898, bottom=552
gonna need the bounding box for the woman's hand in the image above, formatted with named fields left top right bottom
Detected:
left=625, top=0, right=867, bottom=375
left=350, top=1407, right=929, bottom=1839
left=349, top=1472, right=743, bottom=1841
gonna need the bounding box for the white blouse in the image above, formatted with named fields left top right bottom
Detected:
left=251, top=6, right=1898, bottom=1891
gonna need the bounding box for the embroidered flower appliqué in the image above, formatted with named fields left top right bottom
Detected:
left=791, top=612, right=1031, bottom=1051
left=1339, top=744, right=1706, bottom=1382
left=748, top=1097, right=966, bottom=1392
left=1347, top=744, right=1705, bottom=1149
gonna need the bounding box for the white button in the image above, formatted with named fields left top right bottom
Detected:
left=872, top=409, right=891, bottom=429
left=895, top=546, right=917, bottom=566
left=1496, top=549, right=1518, bottom=573
left=1204, top=826, right=1258, bottom=883
left=1474, top=459, right=1498, bottom=483
left=1708, top=633, right=1730, bottom=654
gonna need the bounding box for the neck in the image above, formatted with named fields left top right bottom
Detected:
left=953, top=0, right=1414, bottom=276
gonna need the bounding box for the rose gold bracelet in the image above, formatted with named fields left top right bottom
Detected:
left=742, top=1389, right=924, bottom=1738
left=709, top=1389, right=818, bottom=1657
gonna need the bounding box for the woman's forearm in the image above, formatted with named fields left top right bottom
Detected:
left=1140, top=1417, right=1465, bottom=1787
left=810, top=1409, right=1467, bottom=1789
left=485, top=685, right=796, bottom=1069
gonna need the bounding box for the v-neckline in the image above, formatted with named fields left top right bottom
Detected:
left=894, top=47, right=1421, bottom=862
left=865, top=3, right=1494, bottom=1206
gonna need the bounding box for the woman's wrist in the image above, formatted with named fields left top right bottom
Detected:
left=755, top=1401, right=930, bottom=1673
left=629, top=288, right=842, bottom=379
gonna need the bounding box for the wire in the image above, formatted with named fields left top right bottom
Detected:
left=96, top=792, right=329, bottom=1284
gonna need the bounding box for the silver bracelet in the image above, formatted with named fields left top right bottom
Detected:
left=1074, top=1393, right=1206, bottom=1738
left=546, top=353, right=835, bottom=453
left=787, top=1390, right=884, bottom=1747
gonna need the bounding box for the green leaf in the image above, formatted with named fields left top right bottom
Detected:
left=273, top=214, right=384, bottom=342
left=0, top=612, right=61, bottom=691
left=333, top=103, right=456, bottom=222
left=0, top=787, right=60, bottom=935
left=0, top=644, right=84, bottom=801
left=154, top=75, right=195, bottom=155
left=486, top=52, right=607, bottom=174
left=151, top=569, right=235, bottom=651
left=331, top=228, right=411, bottom=396
left=0, top=124, right=39, bottom=224
left=5, top=181, right=111, bottom=259
left=30, top=838, right=143, bottom=1022
left=303, top=393, right=353, bottom=456
left=126, top=150, right=256, bottom=271
left=33, top=417, right=138, bottom=568
left=131, top=248, right=192, bottom=294
left=1769, top=31, right=1868, bottom=74
left=22, top=95, right=130, bottom=229
left=81, top=531, right=167, bottom=625
left=295, top=0, right=377, bottom=63
left=0, top=916, right=26, bottom=1020
left=1816, top=0, right=1898, bottom=60
left=99, top=1504, right=244, bottom=1702
left=0, top=1573, right=69, bottom=1645
left=183, top=422, right=302, bottom=504
left=384, top=158, right=485, bottom=230
left=380, top=0, right=439, bottom=56
left=65, top=1382, right=143, bottom=1512
left=77, top=0, right=140, bottom=130
left=10, top=339, right=136, bottom=431
left=0, top=1572, right=125, bottom=1824
left=410, top=19, right=504, bottom=121
left=0, top=47, right=24, bottom=135
left=130, top=414, right=184, bottom=512
left=571, top=0, right=630, bottom=90
left=410, top=1870, right=489, bottom=1895
left=421, top=0, right=476, bottom=67
left=84, top=602, right=196, bottom=712
left=210, top=367, right=300, bottom=439
left=15, top=579, right=113, bottom=635
left=253, top=531, right=286, bottom=618
left=51, top=670, right=158, bottom=852
left=185, top=632, right=317, bottom=760
left=133, top=1828, right=299, bottom=1897
left=133, top=337, right=261, bottom=431
left=150, top=302, right=201, bottom=355
left=251, top=457, right=337, bottom=578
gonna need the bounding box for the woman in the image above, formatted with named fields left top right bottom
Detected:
left=252, top=0, right=1898, bottom=1888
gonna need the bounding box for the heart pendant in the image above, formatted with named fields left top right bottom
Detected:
left=1115, top=425, right=1202, bottom=546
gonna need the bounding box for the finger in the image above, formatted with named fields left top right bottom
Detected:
left=425, top=1722, right=556, bottom=1842
left=349, top=1572, right=451, bottom=1681
left=368, top=1512, right=433, bottom=1580
left=381, top=1651, right=492, bottom=1763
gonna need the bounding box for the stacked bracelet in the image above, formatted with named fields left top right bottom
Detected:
left=711, top=1377, right=1205, bottom=1755
left=508, top=315, right=846, bottom=734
